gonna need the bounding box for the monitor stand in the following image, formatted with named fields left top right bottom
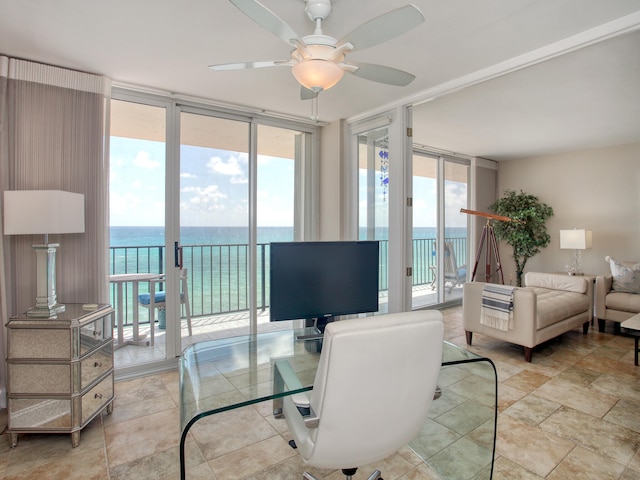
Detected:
left=296, top=317, right=335, bottom=341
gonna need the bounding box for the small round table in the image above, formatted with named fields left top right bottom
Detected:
left=621, top=313, right=640, bottom=366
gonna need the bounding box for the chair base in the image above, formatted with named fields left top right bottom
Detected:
left=302, top=468, right=382, bottom=480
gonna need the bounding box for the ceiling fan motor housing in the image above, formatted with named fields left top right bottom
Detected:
left=305, top=0, right=332, bottom=21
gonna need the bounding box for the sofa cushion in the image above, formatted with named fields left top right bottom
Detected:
left=606, top=291, right=640, bottom=313
left=605, top=256, right=640, bottom=293
left=525, top=287, right=590, bottom=329
left=525, top=272, right=587, bottom=294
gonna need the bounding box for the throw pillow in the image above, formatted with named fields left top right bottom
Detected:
left=605, top=256, right=640, bottom=294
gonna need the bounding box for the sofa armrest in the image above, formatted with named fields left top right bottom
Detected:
left=463, top=282, right=538, bottom=346
left=595, top=275, right=613, bottom=319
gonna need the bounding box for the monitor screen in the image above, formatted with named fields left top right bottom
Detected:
left=269, top=241, right=380, bottom=322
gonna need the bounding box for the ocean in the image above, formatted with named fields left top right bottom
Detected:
left=109, top=226, right=467, bottom=318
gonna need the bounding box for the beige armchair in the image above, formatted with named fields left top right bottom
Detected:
left=595, top=257, right=640, bottom=332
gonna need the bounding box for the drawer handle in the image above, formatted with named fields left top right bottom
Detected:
left=94, top=361, right=102, bottom=368
left=94, top=393, right=103, bottom=400
left=93, top=331, right=101, bottom=337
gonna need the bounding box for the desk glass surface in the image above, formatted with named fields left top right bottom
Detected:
left=179, top=327, right=496, bottom=480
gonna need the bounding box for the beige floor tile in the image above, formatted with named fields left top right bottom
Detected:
left=503, top=393, right=561, bottom=426
left=491, top=455, right=545, bottom=479
left=190, top=405, right=280, bottom=460
left=208, top=435, right=297, bottom=479
left=533, top=376, right=619, bottom=417
left=502, top=369, right=552, bottom=393
left=104, top=407, right=181, bottom=469
left=540, top=406, right=640, bottom=465
left=496, top=414, right=575, bottom=477
left=2, top=446, right=108, bottom=480
left=546, top=445, right=626, bottom=480
left=604, top=398, right=640, bottom=433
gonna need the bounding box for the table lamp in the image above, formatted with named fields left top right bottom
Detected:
left=560, top=228, right=592, bottom=275
left=3, top=190, right=85, bottom=317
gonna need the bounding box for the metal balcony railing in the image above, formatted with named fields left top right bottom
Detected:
left=109, top=237, right=466, bottom=326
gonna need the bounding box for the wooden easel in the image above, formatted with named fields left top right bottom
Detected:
left=461, top=209, right=514, bottom=284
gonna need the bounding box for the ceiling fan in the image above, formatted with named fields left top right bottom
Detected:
left=209, top=0, right=425, bottom=99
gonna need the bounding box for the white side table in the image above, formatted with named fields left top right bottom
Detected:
left=621, top=313, right=640, bottom=366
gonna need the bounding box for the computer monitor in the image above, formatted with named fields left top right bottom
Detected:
left=269, top=241, right=380, bottom=330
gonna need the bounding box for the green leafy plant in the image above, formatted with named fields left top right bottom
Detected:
left=490, top=189, right=554, bottom=286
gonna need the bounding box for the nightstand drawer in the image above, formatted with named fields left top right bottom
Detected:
left=81, top=373, right=113, bottom=424
left=79, top=342, right=113, bottom=390
left=79, top=313, right=113, bottom=355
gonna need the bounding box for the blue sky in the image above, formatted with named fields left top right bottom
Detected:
left=110, top=136, right=466, bottom=229
left=110, top=137, right=294, bottom=227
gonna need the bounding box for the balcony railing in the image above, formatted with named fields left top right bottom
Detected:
left=109, top=237, right=467, bottom=327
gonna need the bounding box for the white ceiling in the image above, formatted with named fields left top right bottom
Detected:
left=1, top=0, right=639, bottom=161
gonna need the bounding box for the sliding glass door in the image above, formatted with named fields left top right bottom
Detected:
left=179, top=111, right=250, bottom=343
left=357, top=126, right=390, bottom=314
left=109, top=97, right=169, bottom=369
left=110, top=93, right=316, bottom=375
left=412, top=151, right=469, bottom=308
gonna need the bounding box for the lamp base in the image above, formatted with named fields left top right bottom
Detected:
left=26, top=303, right=66, bottom=318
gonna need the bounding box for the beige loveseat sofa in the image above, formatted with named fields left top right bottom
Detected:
left=463, top=272, right=592, bottom=362
left=595, top=256, right=640, bottom=333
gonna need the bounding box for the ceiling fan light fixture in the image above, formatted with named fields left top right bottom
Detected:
left=292, top=59, right=344, bottom=92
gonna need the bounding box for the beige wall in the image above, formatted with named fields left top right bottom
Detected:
left=496, top=142, right=640, bottom=281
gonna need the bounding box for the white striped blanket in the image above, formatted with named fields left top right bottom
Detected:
left=480, top=284, right=516, bottom=331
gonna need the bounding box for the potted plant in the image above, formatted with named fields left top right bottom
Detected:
left=490, top=189, right=554, bottom=287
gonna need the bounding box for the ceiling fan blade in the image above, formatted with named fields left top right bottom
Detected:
left=209, top=61, right=289, bottom=71
left=229, top=0, right=302, bottom=46
left=338, top=5, right=425, bottom=51
left=300, top=86, right=319, bottom=101
left=348, top=62, right=416, bottom=86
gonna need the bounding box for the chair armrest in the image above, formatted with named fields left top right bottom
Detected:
left=273, top=359, right=319, bottom=428
left=595, top=275, right=613, bottom=318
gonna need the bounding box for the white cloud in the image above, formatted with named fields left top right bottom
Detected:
left=182, top=185, right=227, bottom=211
left=180, top=172, right=197, bottom=179
left=133, top=151, right=161, bottom=169
left=207, top=154, right=247, bottom=183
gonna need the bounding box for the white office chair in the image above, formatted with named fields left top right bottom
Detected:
left=138, top=268, right=192, bottom=345
left=280, top=310, right=444, bottom=480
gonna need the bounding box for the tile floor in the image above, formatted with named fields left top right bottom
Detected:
left=1, top=306, right=640, bottom=479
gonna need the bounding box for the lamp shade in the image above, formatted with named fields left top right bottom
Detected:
left=3, top=190, right=85, bottom=235
left=292, top=59, right=344, bottom=91
left=559, top=229, right=592, bottom=250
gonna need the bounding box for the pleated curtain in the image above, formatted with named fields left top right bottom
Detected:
left=0, top=57, right=111, bottom=407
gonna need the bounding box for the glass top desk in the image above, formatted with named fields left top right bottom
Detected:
left=179, top=326, right=497, bottom=480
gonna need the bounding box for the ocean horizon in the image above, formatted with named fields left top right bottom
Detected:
left=110, top=225, right=467, bottom=247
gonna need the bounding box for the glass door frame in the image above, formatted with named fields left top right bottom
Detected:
left=166, top=103, right=319, bottom=357
left=349, top=105, right=471, bottom=314
left=348, top=106, right=414, bottom=313
left=412, top=147, right=471, bottom=306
